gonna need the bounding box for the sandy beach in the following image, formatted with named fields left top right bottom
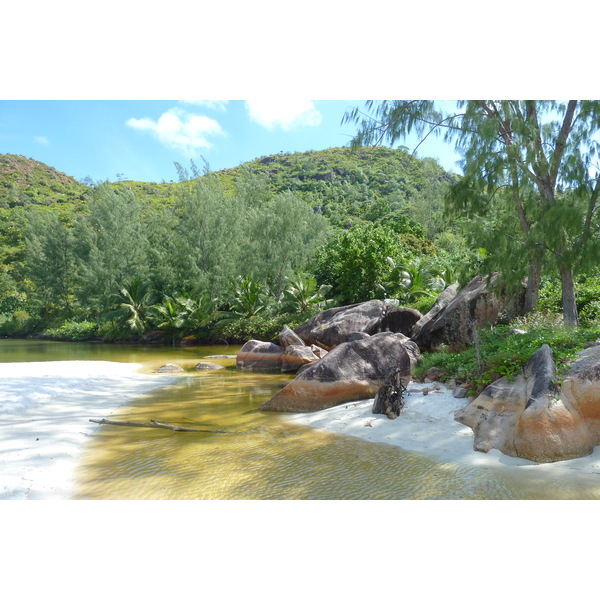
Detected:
left=4, top=361, right=600, bottom=501
left=286, top=380, right=600, bottom=489
left=0, top=361, right=174, bottom=500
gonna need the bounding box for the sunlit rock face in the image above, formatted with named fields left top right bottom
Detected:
left=455, top=344, right=600, bottom=463
left=412, top=275, right=506, bottom=351
left=280, top=345, right=320, bottom=373
left=236, top=340, right=284, bottom=372
left=259, top=332, right=420, bottom=413
left=411, top=283, right=458, bottom=338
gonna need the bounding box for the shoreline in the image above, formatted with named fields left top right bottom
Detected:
left=0, top=360, right=175, bottom=500
left=285, top=381, right=600, bottom=490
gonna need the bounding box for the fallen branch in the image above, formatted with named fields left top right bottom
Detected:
left=89, top=418, right=232, bottom=434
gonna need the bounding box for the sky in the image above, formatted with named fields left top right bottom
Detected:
left=2, top=3, right=593, bottom=187
left=0, top=100, right=464, bottom=184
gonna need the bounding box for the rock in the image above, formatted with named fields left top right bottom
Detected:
left=310, top=345, right=328, bottom=359
left=452, top=386, right=468, bottom=398
left=205, top=354, right=237, bottom=359
left=278, top=325, right=305, bottom=348
left=193, top=362, right=224, bottom=370
left=154, top=363, right=184, bottom=373
left=423, top=366, right=447, bottom=381
left=455, top=344, right=600, bottom=463
left=259, top=332, right=420, bottom=413
left=411, top=275, right=507, bottom=351
left=347, top=332, right=371, bottom=342
left=382, top=305, right=422, bottom=337
left=293, top=300, right=423, bottom=350
left=411, top=283, right=458, bottom=337
left=236, top=340, right=284, bottom=372
left=281, top=345, right=320, bottom=373
left=293, top=300, right=387, bottom=350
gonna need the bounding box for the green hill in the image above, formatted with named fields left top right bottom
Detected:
left=0, top=147, right=459, bottom=318
left=0, top=154, right=89, bottom=208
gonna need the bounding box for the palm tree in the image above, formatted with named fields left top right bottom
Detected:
left=108, top=278, right=153, bottom=335
left=282, top=274, right=332, bottom=313
left=381, top=257, right=446, bottom=304
left=220, top=276, right=271, bottom=320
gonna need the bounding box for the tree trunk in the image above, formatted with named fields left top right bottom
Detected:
left=559, top=263, right=578, bottom=327
left=372, top=368, right=407, bottom=419
left=523, top=256, right=542, bottom=314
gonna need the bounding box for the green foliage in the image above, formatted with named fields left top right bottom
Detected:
left=414, top=323, right=600, bottom=395
left=0, top=154, right=88, bottom=208
left=24, top=207, right=77, bottom=314
left=41, top=320, right=98, bottom=341
left=380, top=256, right=446, bottom=303
left=107, top=278, right=154, bottom=336
left=315, top=222, right=414, bottom=304
left=281, top=274, right=333, bottom=313
left=220, top=276, right=272, bottom=321
left=74, top=184, right=150, bottom=314
left=215, top=310, right=317, bottom=344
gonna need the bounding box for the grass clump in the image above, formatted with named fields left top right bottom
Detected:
left=414, top=317, right=600, bottom=396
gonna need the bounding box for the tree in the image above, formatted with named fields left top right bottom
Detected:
left=315, top=222, right=413, bottom=304
left=172, top=173, right=244, bottom=295
left=345, top=100, right=600, bottom=326
left=243, top=190, right=329, bottom=301
left=24, top=208, right=77, bottom=314
left=74, top=183, right=149, bottom=317
left=108, top=277, right=153, bottom=335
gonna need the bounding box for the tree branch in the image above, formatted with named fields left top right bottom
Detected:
left=89, top=418, right=234, bottom=433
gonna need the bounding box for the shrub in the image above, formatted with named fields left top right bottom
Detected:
left=414, top=323, right=600, bottom=395
left=41, top=320, right=98, bottom=341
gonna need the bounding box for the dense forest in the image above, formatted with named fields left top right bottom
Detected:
left=1, top=135, right=599, bottom=384
left=0, top=147, right=467, bottom=342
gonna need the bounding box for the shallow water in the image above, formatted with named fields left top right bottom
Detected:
left=3, top=339, right=600, bottom=499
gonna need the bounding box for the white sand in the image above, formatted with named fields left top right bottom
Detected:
left=286, top=381, right=600, bottom=485
left=0, top=361, right=174, bottom=500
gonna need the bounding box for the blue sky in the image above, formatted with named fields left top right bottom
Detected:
left=0, top=100, right=464, bottom=184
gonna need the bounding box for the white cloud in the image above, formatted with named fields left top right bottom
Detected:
left=179, top=100, right=229, bottom=111
left=126, top=107, right=225, bottom=156
left=34, top=135, right=50, bottom=145
left=245, top=100, right=322, bottom=130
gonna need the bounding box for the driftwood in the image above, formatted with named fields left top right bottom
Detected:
left=89, top=418, right=231, bottom=434
left=372, top=368, right=407, bottom=420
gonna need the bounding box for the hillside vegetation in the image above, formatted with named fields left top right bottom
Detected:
left=0, top=146, right=598, bottom=387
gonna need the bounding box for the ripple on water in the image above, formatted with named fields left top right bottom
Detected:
left=71, top=355, right=600, bottom=501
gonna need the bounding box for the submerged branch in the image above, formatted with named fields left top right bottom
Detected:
left=89, top=417, right=233, bottom=434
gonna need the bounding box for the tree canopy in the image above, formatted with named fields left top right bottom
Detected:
left=345, top=100, right=600, bottom=326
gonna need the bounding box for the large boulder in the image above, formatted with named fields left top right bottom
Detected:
left=381, top=305, right=422, bottom=337
left=411, top=274, right=506, bottom=351
left=236, top=340, right=284, bottom=372
left=281, top=345, right=320, bottom=373
left=293, top=300, right=386, bottom=349
left=411, top=283, right=458, bottom=337
left=278, top=325, right=305, bottom=348
left=455, top=344, right=600, bottom=463
left=294, top=300, right=423, bottom=350
left=259, top=332, right=421, bottom=413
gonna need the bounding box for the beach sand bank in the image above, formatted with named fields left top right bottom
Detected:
left=285, top=381, right=600, bottom=491
left=0, top=361, right=174, bottom=500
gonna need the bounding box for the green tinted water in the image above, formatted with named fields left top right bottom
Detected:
left=3, top=339, right=600, bottom=499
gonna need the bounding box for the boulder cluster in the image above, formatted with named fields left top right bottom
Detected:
left=456, top=343, right=600, bottom=463
left=234, top=273, right=600, bottom=464
left=237, top=300, right=423, bottom=413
